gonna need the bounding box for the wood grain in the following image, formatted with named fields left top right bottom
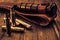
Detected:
left=0, top=0, right=59, bottom=40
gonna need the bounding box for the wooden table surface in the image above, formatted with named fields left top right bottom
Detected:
left=0, top=0, right=60, bottom=40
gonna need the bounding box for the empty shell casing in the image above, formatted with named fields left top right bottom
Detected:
left=2, top=26, right=24, bottom=32
left=4, top=17, right=20, bottom=26
left=16, top=19, right=32, bottom=29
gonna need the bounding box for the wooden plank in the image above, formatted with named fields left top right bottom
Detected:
left=0, top=27, right=6, bottom=40
left=0, top=13, right=4, bottom=26
left=37, top=24, right=58, bottom=40
left=1, top=32, right=21, bottom=40
left=0, top=0, right=60, bottom=40
left=35, top=0, right=45, bottom=4
left=23, top=22, right=33, bottom=40
left=32, top=25, right=38, bottom=40
left=24, top=29, right=33, bottom=40
left=19, top=33, right=24, bottom=40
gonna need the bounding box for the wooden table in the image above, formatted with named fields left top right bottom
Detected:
left=0, top=0, right=60, bottom=40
